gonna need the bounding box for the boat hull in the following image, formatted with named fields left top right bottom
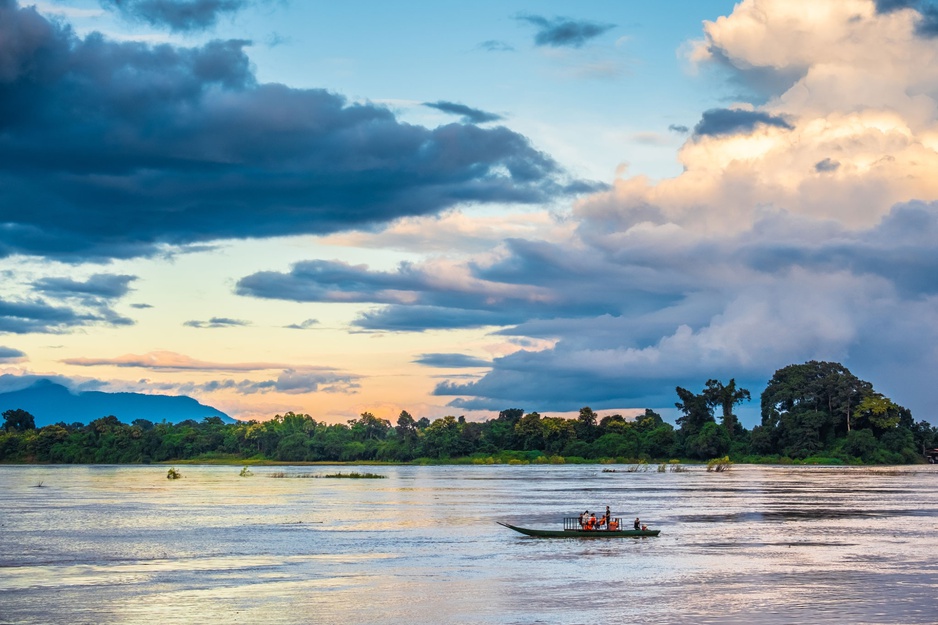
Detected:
left=498, top=522, right=660, bottom=538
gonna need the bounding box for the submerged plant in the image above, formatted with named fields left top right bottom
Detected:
left=239, top=466, right=253, bottom=477
left=166, top=467, right=181, bottom=479
left=706, top=456, right=733, bottom=472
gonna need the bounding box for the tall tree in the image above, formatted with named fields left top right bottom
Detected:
left=703, top=379, right=751, bottom=438
left=674, top=386, right=714, bottom=437
left=762, top=361, right=872, bottom=442
left=574, top=406, right=598, bottom=442
left=395, top=411, right=418, bottom=439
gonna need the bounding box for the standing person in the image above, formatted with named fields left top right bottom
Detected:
left=579, top=510, right=589, bottom=528
left=634, top=517, right=641, bottom=530
left=605, top=506, right=611, bottom=530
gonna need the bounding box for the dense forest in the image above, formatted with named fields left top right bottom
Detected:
left=1, top=361, right=936, bottom=465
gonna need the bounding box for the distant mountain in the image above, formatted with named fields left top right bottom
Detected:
left=0, top=379, right=234, bottom=427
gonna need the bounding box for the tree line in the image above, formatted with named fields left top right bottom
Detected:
left=1, top=361, right=935, bottom=465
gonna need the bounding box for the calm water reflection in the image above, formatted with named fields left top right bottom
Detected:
left=1, top=464, right=936, bottom=624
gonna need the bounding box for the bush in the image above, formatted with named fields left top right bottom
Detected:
left=706, top=456, right=732, bottom=472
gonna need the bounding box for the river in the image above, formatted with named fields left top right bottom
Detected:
left=1, top=464, right=936, bottom=624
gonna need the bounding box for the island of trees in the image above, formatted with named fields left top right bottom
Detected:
left=1, top=361, right=935, bottom=465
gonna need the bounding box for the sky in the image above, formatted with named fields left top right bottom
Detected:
left=1, top=0, right=937, bottom=427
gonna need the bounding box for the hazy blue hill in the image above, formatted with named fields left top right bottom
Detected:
left=0, top=379, right=234, bottom=427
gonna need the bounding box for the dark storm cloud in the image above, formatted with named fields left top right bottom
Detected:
left=423, top=101, right=504, bottom=124
left=815, top=158, right=840, bottom=172
left=434, top=353, right=722, bottom=413
left=101, top=0, right=247, bottom=32
left=183, top=317, right=249, bottom=328
left=414, top=353, right=491, bottom=368
left=742, top=202, right=938, bottom=297
left=235, top=246, right=646, bottom=331
left=516, top=14, right=615, bottom=48
left=0, top=346, right=26, bottom=361
left=417, top=202, right=938, bottom=414
left=32, top=274, right=136, bottom=299
left=693, top=108, right=794, bottom=137
left=0, top=2, right=577, bottom=262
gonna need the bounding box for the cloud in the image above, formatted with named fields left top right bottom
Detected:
left=61, top=350, right=291, bottom=371
left=0, top=346, right=26, bottom=362
left=430, top=203, right=938, bottom=414
left=235, top=248, right=641, bottom=331
left=284, top=318, right=318, bottom=330
left=668, top=124, right=690, bottom=134
left=693, top=108, right=793, bottom=137
left=100, top=0, right=247, bottom=32
left=32, top=274, right=136, bottom=299
left=414, top=353, right=491, bottom=368
left=183, top=317, right=249, bottom=328
left=517, top=14, right=615, bottom=48
left=0, top=297, right=100, bottom=334
left=136, top=368, right=361, bottom=395
left=58, top=351, right=361, bottom=394
left=478, top=40, right=514, bottom=52
left=814, top=157, right=841, bottom=172
left=873, top=0, right=938, bottom=37
left=423, top=101, right=504, bottom=124
left=0, top=2, right=583, bottom=262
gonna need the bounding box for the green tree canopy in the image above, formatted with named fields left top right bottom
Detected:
left=2, top=409, right=36, bottom=432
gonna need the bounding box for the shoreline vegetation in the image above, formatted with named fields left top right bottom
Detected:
left=1, top=361, right=936, bottom=467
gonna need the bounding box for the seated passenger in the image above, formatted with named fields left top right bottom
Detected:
left=608, top=519, right=619, bottom=531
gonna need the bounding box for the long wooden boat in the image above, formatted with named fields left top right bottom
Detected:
left=498, top=521, right=660, bottom=538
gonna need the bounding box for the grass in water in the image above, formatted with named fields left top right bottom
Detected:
left=268, top=471, right=386, bottom=479
left=321, top=472, right=385, bottom=479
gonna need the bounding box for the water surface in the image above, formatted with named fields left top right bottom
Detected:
left=1, top=464, right=936, bottom=624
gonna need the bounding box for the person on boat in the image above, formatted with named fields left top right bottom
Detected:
left=579, top=510, right=589, bottom=528
left=587, top=512, right=597, bottom=530
left=605, top=506, right=611, bottom=527
left=608, top=518, right=619, bottom=531
left=634, top=517, right=640, bottom=530
left=641, top=524, right=648, bottom=531
left=598, top=513, right=607, bottom=529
